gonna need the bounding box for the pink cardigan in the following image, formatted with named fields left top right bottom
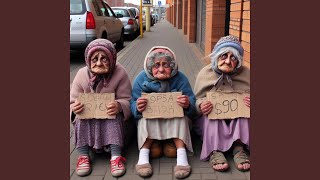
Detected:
left=70, top=63, right=132, bottom=122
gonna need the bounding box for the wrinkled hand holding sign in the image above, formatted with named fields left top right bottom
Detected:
left=142, top=92, right=184, bottom=119
left=77, top=93, right=115, bottom=119
left=207, top=91, right=250, bottom=120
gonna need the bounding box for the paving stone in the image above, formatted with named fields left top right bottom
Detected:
left=191, top=167, right=214, bottom=174
left=70, top=140, right=75, bottom=155
left=201, top=173, right=217, bottom=180
left=214, top=170, right=237, bottom=180
left=71, top=175, right=104, bottom=180
left=181, top=173, right=201, bottom=180
left=158, top=174, right=173, bottom=180
left=160, top=162, right=176, bottom=168
left=244, top=171, right=250, bottom=180
left=103, top=170, right=117, bottom=180
left=70, top=169, right=75, bottom=177
left=90, top=156, right=108, bottom=176
left=159, top=166, right=173, bottom=174
left=118, top=174, right=143, bottom=180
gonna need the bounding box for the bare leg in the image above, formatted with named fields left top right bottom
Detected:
left=142, top=138, right=153, bottom=149
left=173, top=138, right=185, bottom=148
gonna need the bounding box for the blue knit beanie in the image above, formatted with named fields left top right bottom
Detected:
left=213, top=35, right=244, bottom=56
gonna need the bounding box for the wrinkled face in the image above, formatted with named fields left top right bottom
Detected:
left=217, top=52, right=238, bottom=73
left=90, top=50, right=110, bottom=74
left=151, top=57, right=172, bottom=80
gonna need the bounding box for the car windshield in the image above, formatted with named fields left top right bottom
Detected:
left=70, top=0, right=85, bottom=14
left=129, top=8, right=137, bottom=16
left=112, top=9, right=130, bottom=17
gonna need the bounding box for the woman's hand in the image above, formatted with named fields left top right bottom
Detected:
left=107, top=101, right=120, bottom=116
left=243, top=96, right=250, bottom=108
left=177, top=95, right=190, bottom=109
left=136, top=97, right=148, bottom=113
left=71, top=99, right=84, bottom=114
left=200, top=101, right=213, bottom=115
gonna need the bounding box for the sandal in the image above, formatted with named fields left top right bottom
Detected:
left=174, top=165, right=191, bottom=179
left=233, top=150, right=250, bottom=171
left=209, top=151, right=229, bottom=171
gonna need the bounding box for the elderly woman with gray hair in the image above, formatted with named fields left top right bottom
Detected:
left=193, top=35, right=250, bottom=172
left=131, top=46, right=196, bottom=179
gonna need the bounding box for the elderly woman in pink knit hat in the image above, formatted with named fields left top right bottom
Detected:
left=131, top=46, right=197, bottom=179
left=193, top=35, right=250, bottom=172
left=70, top=39, right=132, bottom=177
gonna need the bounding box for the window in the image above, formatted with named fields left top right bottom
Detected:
left=112, top=9, right=130, bottom=17
left=70, top=0, right=86, bottom=14
left=92, top=0, right=102, bottom=16
left=104, top=4, right=115, bottom=17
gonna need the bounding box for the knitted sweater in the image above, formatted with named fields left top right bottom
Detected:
left=70, top=64, right=132, bottom=122
left=130, top=70, right=197, bottom=120
left=194, top=64, right=250, bottom=113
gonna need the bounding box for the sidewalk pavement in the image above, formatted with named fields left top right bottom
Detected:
left=70, top=20, right=250, bottom=180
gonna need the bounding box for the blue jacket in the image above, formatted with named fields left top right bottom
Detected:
left=130, top=70, right=197, bottom=121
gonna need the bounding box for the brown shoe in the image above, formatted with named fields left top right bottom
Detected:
left=150, top=140, right=162, bottom=158
left=135, top=163, right=153, bottom=177
left=163, top=140, right=177, bottom=158
left=174, top=165, right=191, bottom=179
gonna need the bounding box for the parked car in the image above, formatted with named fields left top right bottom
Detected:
left=111, top=7, right=139, bottom=39
left=151, top=14, right=157, bottom=24
left=154, top=14, right=159, bottom=23
left=127, top=7, right=142, bottom=30
left=70, top=0, right=124, bottom=50
left=142, top=12, right=154, bottom=27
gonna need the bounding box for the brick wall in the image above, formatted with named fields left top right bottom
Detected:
left=230, top=0, right=250, bottom=67
left=182, top=0, right=188, bottom=35
left=178, top=0, right=182, bottom=29
left=166, top=6, right=171, bottom=23
left=105, top=0, right=124, bottom=7
left=173, top=1, right=176, bottom=27
left=204, top=0, right=227, bottom=56
left=187, top=0, right=196, bottom=42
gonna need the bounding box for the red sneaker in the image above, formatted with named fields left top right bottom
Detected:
left=110, top=156, right=126, bottom=177
left=76, top=155, right=91, bottom=176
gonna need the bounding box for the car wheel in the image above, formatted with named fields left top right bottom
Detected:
left=116, top=30, right=124, bottom=49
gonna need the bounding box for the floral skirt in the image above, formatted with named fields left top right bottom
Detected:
left=73, top=115, right=124, bottom=149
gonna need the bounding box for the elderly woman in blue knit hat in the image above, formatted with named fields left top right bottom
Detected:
left=193, top=35, right=250, bottom=172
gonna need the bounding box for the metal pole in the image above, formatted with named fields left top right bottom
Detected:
left=146, top=6, right=150, bottom=32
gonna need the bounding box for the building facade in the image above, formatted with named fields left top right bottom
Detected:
left=105, top=0, right=124, bottom=7
left=166, top=0, right=250, bottom=68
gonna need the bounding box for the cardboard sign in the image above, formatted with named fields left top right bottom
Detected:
left=142, top=92, right=184, bottom=119
left=207, top=91, right=250, bottom=119
left=77, top=93, right=115, bottom=119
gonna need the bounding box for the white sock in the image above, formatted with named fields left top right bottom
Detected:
left=176, top=148, right=189, bottom=166
left=137, top=148, right=150, bottom=165
left=111, top=155, right=119, bottom=160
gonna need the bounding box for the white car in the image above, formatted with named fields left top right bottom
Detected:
left=70, top=0, right=124, bottom=49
